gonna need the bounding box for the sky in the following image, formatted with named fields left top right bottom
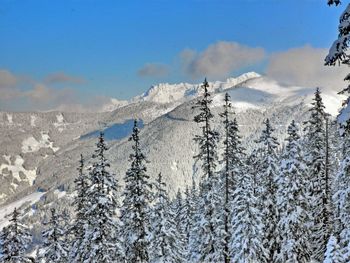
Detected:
left=0, top=0, right=348, bottom=111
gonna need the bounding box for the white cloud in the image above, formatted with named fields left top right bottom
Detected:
left=137, top=63, right=169, bottom=77
left=266, top=45, right=349, bottom=92
left=181, top=41, right=265, bottom=79
left=44, top=72, right=85, bottom=84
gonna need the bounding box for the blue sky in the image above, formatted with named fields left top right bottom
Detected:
left=0, top=0, right=346, bottom=111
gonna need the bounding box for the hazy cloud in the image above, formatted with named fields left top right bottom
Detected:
left=137, top=63, right=169, bottom=77
left=0, top=70, right=17, bottom=88
left=266, top=45, right=348, bottom=91
left=0, top=69, right=100, bottom=112
left=44, top=72, right=85, bottom=84
left=181, top=41, right=265, bottom=79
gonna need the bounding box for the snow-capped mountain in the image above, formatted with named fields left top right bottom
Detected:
left=0, top=72, right=344, bottom=233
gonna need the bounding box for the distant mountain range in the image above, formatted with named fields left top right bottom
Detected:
left=0, top=72, right=344, bottom=235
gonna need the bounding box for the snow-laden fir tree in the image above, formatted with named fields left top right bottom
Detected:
left=37, top=208, right=68, bottom=263
left=188, top=177, right=201, bottom=262
left=191, top=78, right=222, bottom=262
left=323, top=235, right=343, bottom=263
left=171, top=189, right=186, bottom=257
left=303, top=88, right=332, bottom=261
left=0, top=208, right=33, bottom=263
left=277, top=120, right=311, bottom=263
left=80, top=132, right=122, bottom=262
left=69, top=154, right=89, bottom=262
left=229, top=121, right=267, bottom=262
left=120, top=119, right=153, bottom=263
left=183, top=184, right=196, bottom=260
left=325, top=1, right=350, bottom=136
left=255, top=119, right=280, bottom=262
left=332, top=126, right=350, bottom=262
left=218, top=92, right=241, bottom=263
left=149, top=173, right=184, bottom=263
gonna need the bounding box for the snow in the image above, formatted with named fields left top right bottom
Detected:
left=53, top=189, right=67, bottom=199
left=53, top=113, right=66, bottom=132
left=0, top=155, right=37, bottom=186
left=100, top=98, right=128, bottom=112
left=30, top=115, right=37, bottom=127
left=134, top=72, right=261, bottom=105
left=22, top=131, right=59, bottom=153
left=0, top=191, right=45, bottom=230
left=6, top=114, right=13, bottom=124
left=171, top=161, right=178, bottom=171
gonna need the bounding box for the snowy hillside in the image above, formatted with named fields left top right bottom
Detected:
left=0, top=72, right=344, bottom=235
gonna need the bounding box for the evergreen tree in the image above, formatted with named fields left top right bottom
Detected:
left=120, top=119, right=153, bottom=263
left=304, top=88, right=332, bottom=261
left=191, top=78, right=221, bottom=262
left=255, top=119, right=280, bottom=262
left=70, top=154, right=89, bottom=262
left=324, top=235, right=343, bottom=263
left=332, top=127, right=350, bottom=262
left=277, top=120, right=311, bottom=263
left=188, top=177, right=201, bottom=262
left=149, top=173, right=184, bottom=263
left=37, top=208, right=68, bottom=263
left=183, top=184, right=195, bottom=260
left=230, top=153, right=267, bottom=262
left=0, top=208, right=32, bottom=263
left=172, top=189, right=186, bottom=253
left=219, top=92, right=244, bottom=263
left=81, top=132, right=122, bottom=262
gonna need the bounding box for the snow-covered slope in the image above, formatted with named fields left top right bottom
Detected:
left=0, top=72, right=344, bottom=236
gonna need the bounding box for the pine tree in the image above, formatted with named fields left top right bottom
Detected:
left=255, top=119, right=280, bottom=262
left=37, top=208, right=68, bottom=263
left=172, top=189, right=186, bottom=254
left=183, top=184, right=195, bottom=261
left=230, top=154, right=267, bottom=262
left=219, top=92, right=244, bottom=263
left=191, top=78, right=221, bottom=262
left=332, top=127, right=350, bottom=262
left=81, top=132, right=122, bottom=262
left=70, top=154, right=89, bottom=262
left=0, top=208, right=33, bottom=263
left=149, top=173, right=184, bottom=263
left=188, top=177, right=201, bottom=262
left=324, top=235, right=343, bottom=263
left=277, top=120, right=311, bottom=263
left=120, top=119, right=153, bottom=263
left=303, top=88, right=332, bottom=261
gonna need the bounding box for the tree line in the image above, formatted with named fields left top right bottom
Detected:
left=1, top=79, right=349, bottom=263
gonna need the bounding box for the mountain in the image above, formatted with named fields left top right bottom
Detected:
left=0, top=72, right=344, bottom=237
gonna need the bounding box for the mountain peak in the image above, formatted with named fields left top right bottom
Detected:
left=134, top=72, right=262, bottom=104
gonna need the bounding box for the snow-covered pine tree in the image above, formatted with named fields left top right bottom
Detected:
left=37, top=208, right=68, bottom=262
left=332, top=126, right=350, bottom=262
left=0, top=208, right=33, bottom=263
left=277, top=120, right=311, bottom=263
left=255, top=118, right=280, bottom=262
left=80, top=132, right=122, bottom=262
left=324, top=235, right=343, bottom=263
left=229, top=122, right=267, bottom=262
left=183, top=184, right=195, bottom=260
left=69, top=154, right=89, bottom=262
left=149, top=173, right=184, bottom=263
left=218, top=92, right=240, bottom=263
left=120, top=119, right=153, bottom=263
left=325, top=1, right=350, bottom=136
left=188, top=177, right=201, bottom=262
left=303, top=88, right=332, bottom=261
left=172, top=189, right=186, bottom=254
left=191, top=78, right=221, bottom=262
